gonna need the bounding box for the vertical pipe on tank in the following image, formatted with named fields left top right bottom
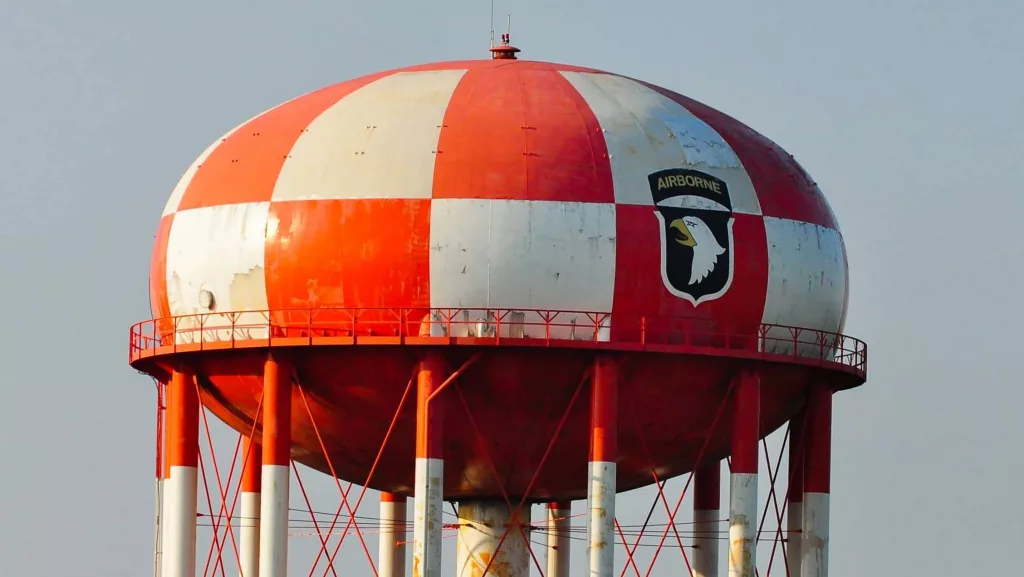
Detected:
left=546, top=501, right=571, bottom=577
left=801, top=386, right=832, bottom=577
left=455, top=501, right=532, bottom=576
left=154, top=381, right=166, bottom=577
left=379, top=492, right=407, bottom=577
left=259, top=353, right=291, bottom=577
left=240, top=438, right=262, bottom=577
left=413, top=353, right=445, bottom=577
left=692, top=461, right=721, bottom=577
left=587, top=355, right=618, bottom=577
left=728, top=370, right=759, bottom=577
left=162, top=366, right=199, bottom=577
left=787, top=412, right=805, bottom=577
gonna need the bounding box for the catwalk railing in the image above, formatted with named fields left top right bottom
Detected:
left=129, top=308, right=866, bottom=376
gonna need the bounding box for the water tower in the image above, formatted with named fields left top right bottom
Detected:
left=130, top=38, right=866, bottom=577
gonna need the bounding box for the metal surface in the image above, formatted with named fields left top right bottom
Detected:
left=378, top=492, right=407, bottom=577
left=150, top=61, right=852, bottom=369
left=137, top=54, right=865, bottom=577
left=258, top=354, right=290, bottom=577
left=413, top=355, right=445, bottom=577
left=544, top=502, right=571, bottom=577
left=162, top=368, right=198, bottom=577
left=129, top=307, right=864, bottom=500
left=587, top=357, right=618, bottom=577
left=239, top=438, right=261, bottom=577
left=455, top=501, right=531, bottom=577
left=802, top=386, right=833, bottom=577
left=728, top=372, right=760, bottom=577
left=692, top=463, right=721, bottom=577
left=130, top=307, right=866, bottom=377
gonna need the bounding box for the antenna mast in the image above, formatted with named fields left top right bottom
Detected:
left=489, top=0, right=495, bottom=48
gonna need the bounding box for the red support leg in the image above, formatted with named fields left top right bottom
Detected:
left=802, top=386, right=832, bottom=577
left=729, top=370, right=760, bottom=577
left=378, top=492, right=407, bottom=577
left=587, top=355, right=618, bottom=577
left=546, top=501, right=571, bottom=577
left=259, top=353, right=291, bottom=577
left=693, top=461, right=721, bottom=577
left=164, top=366, right=199, bottom=577
left=413, top=353, right=445, bottom=577
left=241, top=438, right=262, bottom=577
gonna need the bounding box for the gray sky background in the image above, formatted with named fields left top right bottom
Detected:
left=1, top=0, right=1022, bottom=575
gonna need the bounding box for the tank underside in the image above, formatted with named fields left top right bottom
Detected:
left=135, top=345, right=861, bottom=500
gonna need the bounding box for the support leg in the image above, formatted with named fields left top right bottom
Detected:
left=455, top=501, right=531, bottom=577
left=693, top=462, right=721, bottom=577
left=413, top=353, right=445, bottom=577
left=728, top=371, right=759, bottom=577
left=240, top=438, right=262, bottom=577
left=379, top=492, right=407, bottom=577
left=801, top=386, right=832, bottom=577
left=587, top=356, right=618, bottom=577
left=259, top=353, right=291, bottom=577
left=162, top=367, right=199, bottom=577
left=787, top=413, right=805, bottom=577
left=546, top=501, right=571, bottom=577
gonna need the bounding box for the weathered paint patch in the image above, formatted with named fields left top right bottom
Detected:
left=412, top=458, right=444, bottom=577
left=456, top=501, right=531, bottom=577
left=692, top=508, right=720, bottom=577
left=271, top=69, right=467, bottom=202
left=429, top=199, right=616, bottom=340
left=729, top=472, right=758, bottom=577
left=586, top=461, right=616, bottom=575
left=760, top=217, right=846, bottom=357
left=802, top=492, right=830, bottom=577
left=559, top=71, right=760, bottom=215
left=165, top=202, right=270, bottom=343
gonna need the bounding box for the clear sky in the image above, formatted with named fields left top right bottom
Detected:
left=1, top=0, right=1022, bottom=575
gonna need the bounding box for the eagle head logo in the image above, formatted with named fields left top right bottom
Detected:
left=648, top=169, right=735, bottom=305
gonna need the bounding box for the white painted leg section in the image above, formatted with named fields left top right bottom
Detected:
left=546, top=504, right=571, bottom=577
left=801, top=493, right=829, bottom=577
left=692, top=508, right=719, bottom=577
left=239, top=491, right=261, bottom=577
left=728, top=472, right=757, bottom=577
left=154, top=478, right=165, bottom=577
left=162, top=466, right=198, bottom=577
left=379, top=497, right=407, bottom=577
left=587, top=461, right=617, bottom=577
left=413, top=458, right=444, bottom=577
left=787, top=501, right=802, bottom=577
left=456, top=501, right=532, bottom=577
left=258, top=465, right=290, bottom=577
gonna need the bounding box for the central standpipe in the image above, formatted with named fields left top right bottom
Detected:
left=587, top=356, right=618, bottom=577
left=729, top=371, right=760, bottom=577
left=692, top=462, right=721, bottom=577
left=379, top=492, right=407, bottom=577
left=413, top=353, right=446, bottom=577
left=163, top=366, right=199, bottom=577
left=801, top=386, right=832, bottom=577
left=455, top=501, right=532, bottom=576
left=259, top=353, right=291, bottom=577
left=240, top=438, right=262, bottom=577
left=546, top=501, right=571, bottom=577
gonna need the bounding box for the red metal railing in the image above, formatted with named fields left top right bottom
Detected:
left=128, top=307, right=866, bottom=377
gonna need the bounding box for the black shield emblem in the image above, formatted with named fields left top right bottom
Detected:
left=648, top=168, right=735, bottom=305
